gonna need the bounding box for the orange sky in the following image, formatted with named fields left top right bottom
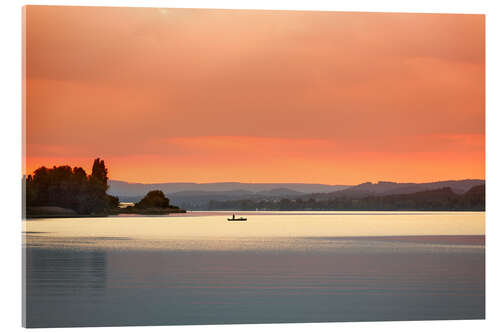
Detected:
left=24, top=6, right=485, bottom=184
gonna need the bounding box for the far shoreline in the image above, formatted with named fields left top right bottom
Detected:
left=23, top=208, right=485, bottom=220
left=24, top=206, right=187, bottom=219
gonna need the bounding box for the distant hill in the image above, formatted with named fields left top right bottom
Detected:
left=256, top=188, right=305, bottom=197
left=109, top=180, right=349, bottom=196
left=302, top=179, right=485, bottom=201
left=108, top=180, right=349, bottom=202
left=109, top=179, right=484, bottom=210
left=208, top=185, right=485, bottom=211
left=166, top=190, right=256, bottom=210
left=116, top=187, right=310, bottom=209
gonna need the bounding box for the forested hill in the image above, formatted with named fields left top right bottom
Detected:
left=108, top=180, right=349, bottom=197
left=207, top=185, right=485, bottom=211
left=299, top=179, right=485, bottom=201
left=109, top=179, right=483, bottom=210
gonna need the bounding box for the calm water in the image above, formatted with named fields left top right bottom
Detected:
left=23, top=211, right=485, bottom=327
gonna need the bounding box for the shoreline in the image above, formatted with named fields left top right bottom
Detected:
left=25, top=208, right=485, bottom=219
left=25, top=207, right=187, bottom=219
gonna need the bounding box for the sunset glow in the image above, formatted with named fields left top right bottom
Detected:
left=24, top=6, right=485, bottom=184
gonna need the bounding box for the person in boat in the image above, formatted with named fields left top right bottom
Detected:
left=232, top=213, right=235, bottom=219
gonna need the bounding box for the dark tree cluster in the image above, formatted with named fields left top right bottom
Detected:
left=208, top=186, right=485, bottom=211
left=25, top=158, right=119, bottom=215
left=134, top=190, right=179, bottom=210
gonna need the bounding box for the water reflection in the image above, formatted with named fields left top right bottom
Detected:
left=23, top=212, right=485, bottom=327
left=24, top=246, right=485, bottom=327
left=25, top=248, right=107, bottom=327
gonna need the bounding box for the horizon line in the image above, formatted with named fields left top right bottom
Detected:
left=109, top=178, right=486, bottom=186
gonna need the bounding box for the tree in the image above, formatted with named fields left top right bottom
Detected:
left=135, top=190, right=171, bottom=209
left=106, top=194, right=120, bottom=209
left=26, top=158, right=116, bottom=215
left=87, top=158, right=110, bottom=213
left=90, top=158, right=109, bottom=191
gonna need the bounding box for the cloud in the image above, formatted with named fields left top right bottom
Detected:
left=25, top=7, right=484, bottom=183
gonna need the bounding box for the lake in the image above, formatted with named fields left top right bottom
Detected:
left=23, top=211, right=485, bottom=327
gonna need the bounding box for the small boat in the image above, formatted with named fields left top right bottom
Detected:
left=227, top=214, right=247, bottom=222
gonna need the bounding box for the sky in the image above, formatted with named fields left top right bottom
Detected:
left=24, top=6, right=485, bottom=184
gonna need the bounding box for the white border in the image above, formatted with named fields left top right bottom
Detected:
left=1, top=1, right=498, bottom=332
